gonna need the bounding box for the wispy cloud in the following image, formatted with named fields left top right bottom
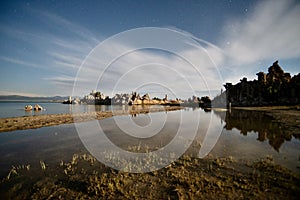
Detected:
left=51, top=38, right=95, bottom=54
left=70, top=31, right=225, bottom=98
left=43, top=75, right=76, bottom=92
left=0, top=7, right=102, bottom=95
left=36, top=0, right=300, bottom=95
left=38, top=10, right=101, bottom=44
left=48, top=52, right=83, bottom=69
left=222, top=0, right=300, bottom=64
left=0, top=56, right=40, bottom=68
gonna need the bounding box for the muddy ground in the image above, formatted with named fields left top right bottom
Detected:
left=1, top=153, right=299, bottom=200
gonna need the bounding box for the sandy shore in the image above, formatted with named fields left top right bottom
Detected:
left=0, top=106, right=182, bottom=133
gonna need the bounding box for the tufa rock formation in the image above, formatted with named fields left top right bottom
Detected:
left=216, top=61, right=300, bottom=107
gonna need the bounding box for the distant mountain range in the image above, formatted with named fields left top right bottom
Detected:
left=0, top=95, right=69, bottom=102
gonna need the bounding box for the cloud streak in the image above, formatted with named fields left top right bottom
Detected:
left=0, top=56, right=40, bottom=68
left=30, top=8, right=101, bottom=45
left=72, top=28, right=225, bottom=99
left=223, top=0, right=300, bottom=64
left=46, top=0, right=300, bottom=98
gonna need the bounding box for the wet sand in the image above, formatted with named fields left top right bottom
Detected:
left=0, top=106, right=182, bottom=133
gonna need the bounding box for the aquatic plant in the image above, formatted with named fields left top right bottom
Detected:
left=6, top=167, right=18, bottom=180
left=39, top=160, right=46, bottom=170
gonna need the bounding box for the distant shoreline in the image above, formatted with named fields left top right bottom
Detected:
left=0, top=106, right=182, bottom=133
left=0, top=100, right=63, bottom=103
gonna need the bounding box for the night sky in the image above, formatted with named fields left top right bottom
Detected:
left=0, top=0, right=299, bottom=97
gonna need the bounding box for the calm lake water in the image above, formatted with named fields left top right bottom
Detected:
left=0, top=101, right=112, bottom=118
left=0, top=105, right=299, bottom=177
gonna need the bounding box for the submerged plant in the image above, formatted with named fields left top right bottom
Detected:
left=6, top=166, right=18, bottom=180
left=39, top=160, right=46, bottom=170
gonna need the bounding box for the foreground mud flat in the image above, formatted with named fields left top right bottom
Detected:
left=1, top=153, right=299, bottom=200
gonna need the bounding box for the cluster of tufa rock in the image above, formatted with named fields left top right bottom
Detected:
left=112, top=92, right=172, bottom=105
left=214, top=61, right=300, bottom=107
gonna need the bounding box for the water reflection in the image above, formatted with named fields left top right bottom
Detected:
left=0, top=106, right=299, bottom=176
left=111, top=105, right=169, bottom=116
left=214, top=109, right=298, bottom=152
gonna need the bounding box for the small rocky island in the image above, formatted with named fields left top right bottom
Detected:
left=80, top=90, right=212, bottom=108
left=213, top=61, right=300, bottom=107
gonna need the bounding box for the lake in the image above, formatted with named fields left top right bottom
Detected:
left=0, top=101, right=112, bottom=118
left=0, top=105, right=299, bottom=178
